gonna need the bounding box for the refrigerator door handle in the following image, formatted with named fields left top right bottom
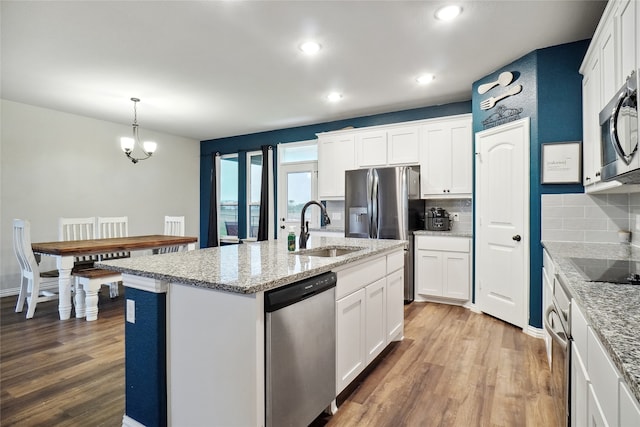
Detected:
left=399, top=167, right=408, bottom=241
left=371, top=169, right=379, bottom=238
left=367, top=169, right=374, bottom=238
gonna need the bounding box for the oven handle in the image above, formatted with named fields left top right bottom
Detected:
left=544, top=305, right=568, bottom=351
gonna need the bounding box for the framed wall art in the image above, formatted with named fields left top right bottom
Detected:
left=541, top=141, right=582, bottom=184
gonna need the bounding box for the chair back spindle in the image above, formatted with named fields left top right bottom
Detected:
left=97, top=216, right=130, bottom=260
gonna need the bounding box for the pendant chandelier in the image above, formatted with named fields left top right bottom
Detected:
left=120, top=97, right=157, bottom=164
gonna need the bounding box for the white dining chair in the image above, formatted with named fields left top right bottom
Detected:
left=96, top=216, right=129, bottom=297
left=157, top=215, right=185, bottom=254
left=13, top=219, right=59, bottom=319
left=59, top=216, right=98, bottom=267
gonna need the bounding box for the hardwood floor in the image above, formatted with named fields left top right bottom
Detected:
left=1, top=293, right=561, bottom=426
left=1, top=288, right=125, bottom=426
left=314, top=303, right=562, bottom=427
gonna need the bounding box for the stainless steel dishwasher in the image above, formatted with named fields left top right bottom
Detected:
left=265, top=271, right=336, bottom=427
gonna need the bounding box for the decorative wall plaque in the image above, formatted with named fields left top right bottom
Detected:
left=541, top=141, right=582, bottom=184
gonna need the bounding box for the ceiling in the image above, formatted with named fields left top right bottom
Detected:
left=1, top=1, right=606, bottom=142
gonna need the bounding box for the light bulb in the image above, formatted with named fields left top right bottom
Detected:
left=435, top=5, right=462, bottom=21
left=121, top=137, right=134, bottom=153
left=143, top=141, right=157, bottom=154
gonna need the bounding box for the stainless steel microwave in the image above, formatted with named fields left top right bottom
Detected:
left=600, top=71, right=638, bottom=183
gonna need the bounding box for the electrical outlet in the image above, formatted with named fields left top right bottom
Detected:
left=451, top=212, right=460, bottom=222
left=126, top=299, right=135, bottom=324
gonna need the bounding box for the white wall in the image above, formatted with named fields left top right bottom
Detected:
left=0, top=99, right=200, bottom=294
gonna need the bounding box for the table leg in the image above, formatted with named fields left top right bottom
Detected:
left=75, top=282, right=86, bottom=318
left=56, top=256, right=74, bottom=320
left=84, top=280, right=101, bottom=321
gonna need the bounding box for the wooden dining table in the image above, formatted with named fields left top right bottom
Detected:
left=32, top=235, right=198, bottom=320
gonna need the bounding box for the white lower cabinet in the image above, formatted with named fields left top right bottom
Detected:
left=619, top=380, right=640, bottom=426
left=336, top=288, right=366, bottom=392
left=415, top=235, right=471, bottom=302
left=335, top=250, right=404, bottom=394
left=571, top=298, right=640, bottom=427
left=588, top=384, right=610, bottom=427
left=571, top=341, right=589, bottom=427
left=386, top=269, right=404, bottom=342
left=365, top=278, right=386, bottom=364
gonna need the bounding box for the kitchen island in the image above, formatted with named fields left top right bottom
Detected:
left=99, top=236, right=406, bottom=427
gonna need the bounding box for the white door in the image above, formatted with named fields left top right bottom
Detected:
left=277, top=162, right=317, bottom=240
left=475, top=118, right=529, bottom=328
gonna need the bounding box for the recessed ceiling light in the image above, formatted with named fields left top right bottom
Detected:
left=417, top=74, right=435, bottom=84
left=435, top=5, right=462, bottom=21
left=300, top=41, right=321, bottom=54
left=327, top=92, right=343, bottom=102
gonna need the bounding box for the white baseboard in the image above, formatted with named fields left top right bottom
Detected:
left=0, top=282, right=59, bottom=298
left=122, top=415, right=146, bottom=427
left=524, top=325, right=545, bottom=340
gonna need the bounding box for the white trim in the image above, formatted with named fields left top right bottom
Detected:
left=0, top=281, right=59, bottom=298
left=123, top=274, right=169, bottom=294
left=464, top=301, right=481, bottom=313
left=277, top=139, right=317, bottom=164
left=122, top=414, right=146, bottom=427
left=524, top=325, right=545, bottom=340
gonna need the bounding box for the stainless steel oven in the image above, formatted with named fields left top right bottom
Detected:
left=544, top=273, right=571, bottom=427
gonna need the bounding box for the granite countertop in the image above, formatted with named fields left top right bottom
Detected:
left=97, top=237, right=406, bottom=295
left=542, top=241, right=640, bottom=404
left=414, top=230, right=473, bottom=238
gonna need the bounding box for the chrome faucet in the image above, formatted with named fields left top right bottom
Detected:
left=299, top=200, right=331, bottom=249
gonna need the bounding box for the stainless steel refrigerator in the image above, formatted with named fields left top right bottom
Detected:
left=345, top=166, right=422, bottom=302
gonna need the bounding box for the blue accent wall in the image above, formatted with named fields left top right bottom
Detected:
left=472, top=40, right=589, bottom=328
left=125, top=288, right=167, bottom=427
left=200, top=101, right=471, bottom=246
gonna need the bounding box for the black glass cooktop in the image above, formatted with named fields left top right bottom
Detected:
left=570, top=258, right=640, bottom=285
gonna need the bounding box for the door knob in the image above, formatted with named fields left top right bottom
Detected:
left=512, top=235, right=521, bottom=242
left=280, top=225, right=285, bottom=229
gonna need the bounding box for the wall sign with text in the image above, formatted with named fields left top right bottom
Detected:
left=541, top=141, right=582, bottom=184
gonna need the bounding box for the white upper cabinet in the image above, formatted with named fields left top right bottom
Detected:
left=356, top=130, right=388, bottom=167
left=317, top=116, right=467, bottom=200
left=355, top=125, right=420, bottom=168
left=582, top=55, right=602, bottom=186
left=419, top=115, right=472, bottom=198
left=317, top=134, right=355, bottom=199
left=579, top=0, right=639, bottom=193
left=616, top=0, right=636, bottom=84
left=600, top=17, right=617, bottom=105
left=387, top=126, right=420, bottom=165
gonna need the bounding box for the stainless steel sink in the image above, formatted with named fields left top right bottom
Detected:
left=293, top=246, right=364, bottom=258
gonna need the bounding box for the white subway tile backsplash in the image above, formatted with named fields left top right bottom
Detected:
left=543, top=206, right=585, bottom=218
left=542, top=229, right=585, bottom=242
left=629, top=193, right=640, bottom=206
left=541, top=193, right=632, bottom=244
left=607, top=193, right=629, bottom=206
left=584, top=230, right=620, bottom=244
left=562, top=193, right=597, bottom=207
left=562, top=218, right=607, bottom=231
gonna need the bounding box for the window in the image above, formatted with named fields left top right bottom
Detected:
left=280, top=143, right=317, bottom=163
left=277, top=140, right=318, bottom=238
left=247, top=151, right=263, bottom=240
left=219, top=154, right=239, bottom=240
